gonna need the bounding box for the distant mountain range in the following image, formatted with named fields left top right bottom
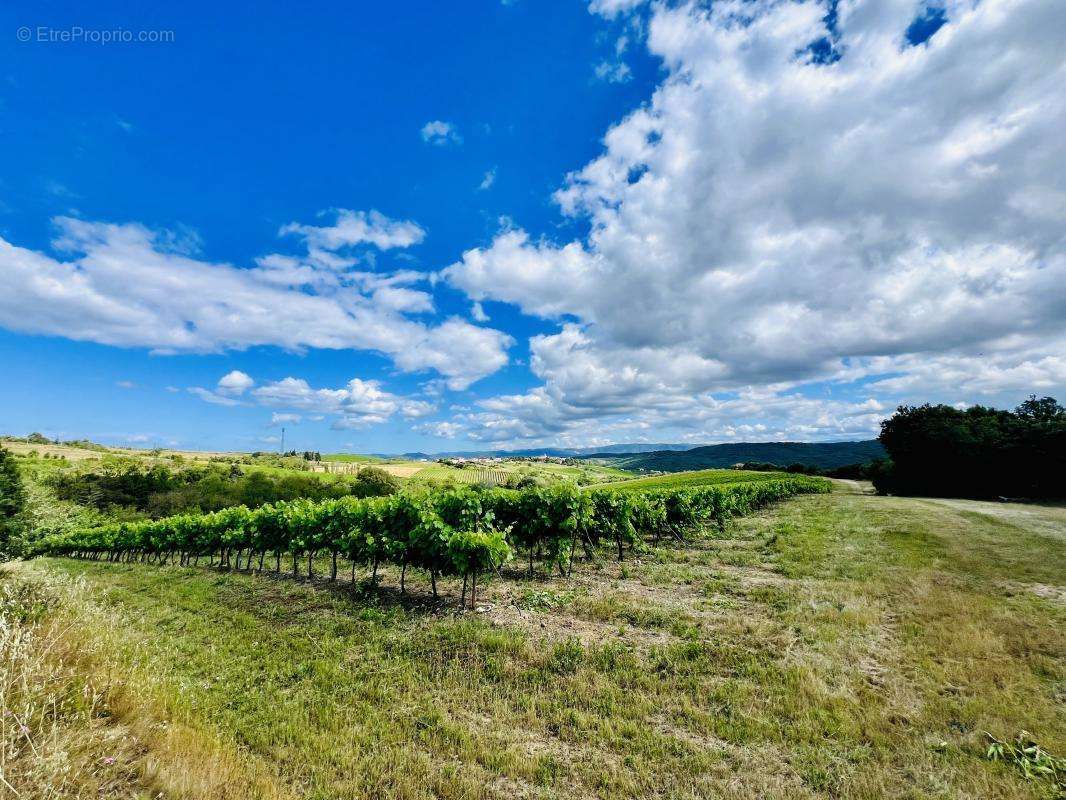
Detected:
left=390, top=443, right=700, bottom=459
left=582, top=440, right=885, bottom=472
left=384, top=440, right=884, bottom=469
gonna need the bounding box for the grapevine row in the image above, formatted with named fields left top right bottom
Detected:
left=31, top=477, right=829, bottom=607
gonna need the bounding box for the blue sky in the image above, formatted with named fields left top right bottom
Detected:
left=2, top=0, right=1064, bottom=453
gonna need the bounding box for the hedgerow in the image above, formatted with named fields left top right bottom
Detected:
left=29, top=477, right=828, bottom=607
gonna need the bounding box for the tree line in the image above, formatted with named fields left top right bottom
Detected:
left=874, top=395, right=1065, bottom=499
left=43, top=460, right=401, bottom=517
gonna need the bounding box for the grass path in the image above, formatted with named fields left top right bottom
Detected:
left=4, top=486, right=1064, bottom=799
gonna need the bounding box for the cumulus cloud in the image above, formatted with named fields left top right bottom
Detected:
left=217, top=370, right=254, bottom=396
left=0, top=214, right=510, bottom=389
left=188, top=371, right=258, bottom=406
left=189, top=370, right=440, bottom=429
left=415, top=420, right=464, bottom=439
left=443, top=0, right=1066, bottom=444
left=421, top=120, right=462, bottom=146
left=447, top=384, right=889, bottom=446
left=251, top=376, right=437, bottom=429
left=478, top=168, right=497, bottom=191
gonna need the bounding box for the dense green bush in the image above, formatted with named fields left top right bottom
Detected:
left=0, top=447, right=27, bottom=556
left=31, top=476, right=828, bottom=605
left=44, top=460, right=399, bottom=517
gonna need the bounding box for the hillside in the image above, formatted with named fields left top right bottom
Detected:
left=395, top=443, right=699, bottom=459
left=588, top=440, right=885, bottom=472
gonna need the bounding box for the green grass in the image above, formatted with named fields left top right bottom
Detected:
left=601, top=467, right=789, bottom=491
left=322, top=453, right=387, bottom=463
left=407, top=460, right=635, bottom=487
left=6, top=488, right=1065, bottom=799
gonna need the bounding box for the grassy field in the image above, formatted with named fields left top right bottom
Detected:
left=406, top=460, right=633, bottom=487
left=602, top=468, right=789, bottom=491
left=5, top=440, right=637, bottom=490
left=4, top=484, right=1064, bottom=799
left=321, top=454, right=387, bottom=463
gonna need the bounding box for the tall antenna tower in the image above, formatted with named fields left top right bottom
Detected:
left=280, top=426, right=285, bottom=454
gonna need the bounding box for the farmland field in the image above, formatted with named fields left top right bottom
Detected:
left=322, top=454, right=387, bottom=463
left=4, top=483, right=1064, bottom=799
left=603, top=468, right=789, bottom=491
left=406, top=460, right=633, bottom=487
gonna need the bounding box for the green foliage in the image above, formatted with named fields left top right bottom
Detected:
left=0, top=447, right=27, bottom=556
left=597, top=440, right=886, bottom=472
left=29, top=476, right=828, bottom=604
left=875, top=395, right=1066, bottom=499
left=985, top=731, right=1065, bottom=792
left=350, top=466, right=401, bottom=496
left=600, top=468, right=793, bottom=492
left=44, top=459, right=399, bottom=518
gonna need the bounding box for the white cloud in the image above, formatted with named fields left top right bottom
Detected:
left=446, top=382, right=889, bottom=446
left=415, top=420, right=464, bottom=439
left=217, top=370, right=254, bottom=396
left=188, top=371, right=258, bottom=406
left=471, top=302, right=489, bottom=322
left=594, top=60, right=632, bottom=83
left=115, top=380, right=136, bottom=389
left=279, top=209, right=425, bottom=252
left=269, top=412, right=302, bottom=426
left=251, top=376, right=438, bottom=429
left=187, top=387, right=242, bottom=407
left=588, top=0, right=646, bottom=19
left=444, top=0, right=1066, bottom=444
left=421, top=120, right=462, bottom=146
left=478, top=168, right=497, bottom=191
left=190, top=370, right=440, bottom=430
left=0, top=215, right=510, bottom=389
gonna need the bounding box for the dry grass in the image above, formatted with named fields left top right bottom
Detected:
left=0, top=571, right=288, bottom=800
left=0, top=443, right=104, bottom=462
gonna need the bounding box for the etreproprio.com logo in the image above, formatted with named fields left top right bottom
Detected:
left=17, top=26, right=175, bottom=44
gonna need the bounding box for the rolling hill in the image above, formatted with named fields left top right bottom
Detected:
left=392, top=443, right=699, bottom=459
left=584, top=440, right=885, bottom=472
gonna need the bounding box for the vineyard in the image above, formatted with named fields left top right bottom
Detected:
left=447, top=468, right=512, bottom=486
left=31, top=475, right=829, bottom=607
left=602, top=468, right=791, bottom=492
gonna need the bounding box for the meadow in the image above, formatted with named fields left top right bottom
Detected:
left=3, top=482, right=1064, bottom=799
left=3, top=442, right=1064, bottom=799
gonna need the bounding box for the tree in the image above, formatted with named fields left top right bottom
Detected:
left=874, top=396, right=1065, bottom=499
left=0, top=447, right=27, bottom=556
left=1015, top=395, right=1065, bottom=423
left=350, top=467, right=400, bottom=497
